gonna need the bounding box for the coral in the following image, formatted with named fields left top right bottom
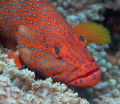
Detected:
left=93, top=97, right=120, bottom=104
left=107, top=51, right=120, bottom=67
left=0, top=44, right=14, bottom=53
left=48, top=0, right=118, bottom=26
left=0, top=52, right=89, bottom=104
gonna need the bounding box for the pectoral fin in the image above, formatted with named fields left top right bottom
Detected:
left=5, top=50, right=25, bottom=68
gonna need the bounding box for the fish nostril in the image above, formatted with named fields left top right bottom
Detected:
left=91, top=59, right=95, bottom=62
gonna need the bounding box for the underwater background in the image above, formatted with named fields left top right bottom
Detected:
left=0, top=0, right=120, bottom=104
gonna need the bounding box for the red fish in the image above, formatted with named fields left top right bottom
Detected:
left=0, top=0, right=110, bottom=87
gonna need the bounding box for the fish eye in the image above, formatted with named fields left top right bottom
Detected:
left=55, top=47, right=59, bottom=55
left=79, top=36, right=84, bottom=41
left=54, top=42, right=68, bottom=58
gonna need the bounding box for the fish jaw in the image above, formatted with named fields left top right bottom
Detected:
left=52, top=61, right=101, bottom=87
left=67, top=61, right=101, bottom=87
left=67, top=69, right=101, bottom=87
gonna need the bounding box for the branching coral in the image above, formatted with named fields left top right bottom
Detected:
left=0, top=44, right=14, bottom=54
left=0, top=53, right=89, bottom=104
left=48, top=0, right=118, bottom=26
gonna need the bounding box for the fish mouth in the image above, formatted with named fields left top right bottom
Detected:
left=53, top=61, right=101, bottom=87
left=66, top=61, right=101, bottom=87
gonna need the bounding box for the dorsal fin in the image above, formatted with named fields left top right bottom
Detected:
left=73, top=22, right=111, bottom=44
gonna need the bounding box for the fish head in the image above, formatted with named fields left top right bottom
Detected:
left=17, top=24, right=101, bottom=87
left=49, top=29, right=101, bottom=87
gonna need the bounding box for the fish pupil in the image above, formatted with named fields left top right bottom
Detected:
left=55, top=47, right=59, bottom=54
left=79, top=36, right=84, bottom=41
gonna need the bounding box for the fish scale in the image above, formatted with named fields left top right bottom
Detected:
left=0, top=0, right=101, bottom=87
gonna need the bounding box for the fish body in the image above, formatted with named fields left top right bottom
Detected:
left=0, top=0, right=101, bottom=87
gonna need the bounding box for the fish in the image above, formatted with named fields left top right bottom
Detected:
left=0, top=0, right=110, bottom=87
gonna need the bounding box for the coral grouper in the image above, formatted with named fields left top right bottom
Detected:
left=0, top=0, right=110, bottom=87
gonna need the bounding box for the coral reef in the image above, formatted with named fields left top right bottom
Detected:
left=0, top=52, right=89, bottom=104
left=0, top=44, right=14, bottom=53
left=0, top=0, right=120, bottom=104
left=102, top=6, right=120, bottom=67
left=48, top=0, right=118, bottom=26
left=89, top=44, right=120, bottom=103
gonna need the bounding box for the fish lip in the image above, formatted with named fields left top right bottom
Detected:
left=66, top=61, right=101, bottom=86
left=52, top=61, right=100, bottom=87
left=67, top=69, right=101, bottom=87
left=72, top=61, right=99, bottom=76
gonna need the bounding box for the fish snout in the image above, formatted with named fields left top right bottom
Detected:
left=66, top=61, right=101, bottom=87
